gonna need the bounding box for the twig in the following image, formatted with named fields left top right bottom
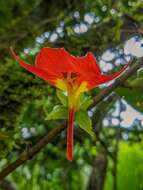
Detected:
left=0, top=57, right=143, bottom=180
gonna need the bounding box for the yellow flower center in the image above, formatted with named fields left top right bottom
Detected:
left=55, top=72, right=88, bottom=110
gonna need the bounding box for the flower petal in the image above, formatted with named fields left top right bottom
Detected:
left=10, top=48, right=56, bottom=85
left=84, top=52, right=101, bottom=74
left=65, top=52, right=102, bottom=88
left=94, top=65, right=128, bottom=87
left=35, top=47, right=76, bottom=75
left=68, top=52, right=101, bottom=75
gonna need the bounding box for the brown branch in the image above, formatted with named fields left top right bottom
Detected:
left=0, top=123, right=66, bottom=181
left=0, top=57, right=143, bottom=180
left=121, top=28, right=143, bottom=35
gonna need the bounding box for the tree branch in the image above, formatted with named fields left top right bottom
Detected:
left=0, top=123, right=66, bottom=181
left=0, top=57, right=143, bottom=180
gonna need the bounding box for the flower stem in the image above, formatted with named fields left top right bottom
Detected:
left=67, top=108, right=75, bottom=161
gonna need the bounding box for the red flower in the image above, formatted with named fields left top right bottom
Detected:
left=10, top=47, right=128, bottom=161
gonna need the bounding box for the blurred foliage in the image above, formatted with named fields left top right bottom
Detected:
left=0, top=0, right=143, bottom=190
left=105, top=143, right=143, bottom=190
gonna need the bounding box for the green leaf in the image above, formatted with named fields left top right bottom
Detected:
left=129, top=78, right=143, bottom=88
left=56, top=90, right=67, bottom=106
left=80, top=96, right=93, bottom=110
left=77, top=94, right=93, bottom=111
left=137, top=68, right=143, bottom=77
left=46, top=105, right=68, bottom=120
left=75, top=110, right=94, bottom=136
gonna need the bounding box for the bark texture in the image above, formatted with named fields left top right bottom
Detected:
left=87, top=153, right=108, bottom=190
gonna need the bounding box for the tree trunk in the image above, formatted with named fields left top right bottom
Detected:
left=0, top=179, right=16, bottom=190
left=87, top=153, right=108, bottom=190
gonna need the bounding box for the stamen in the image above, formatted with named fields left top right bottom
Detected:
left=62, top=72, right=68, bottom=79
left=62, top=72, right=78, bottom=81
left=71, top=72, right=77, bottom=79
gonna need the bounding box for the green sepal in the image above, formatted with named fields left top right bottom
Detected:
left=79, top=96, right=93, bottom=110
left=46, top=105, right=68, bottom=120
left=56, top=90, right=68, bottom=106
left=75, top=110, right=94, bottom=136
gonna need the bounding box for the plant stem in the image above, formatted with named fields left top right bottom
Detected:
left=67, top=108, right=75, bottom=161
